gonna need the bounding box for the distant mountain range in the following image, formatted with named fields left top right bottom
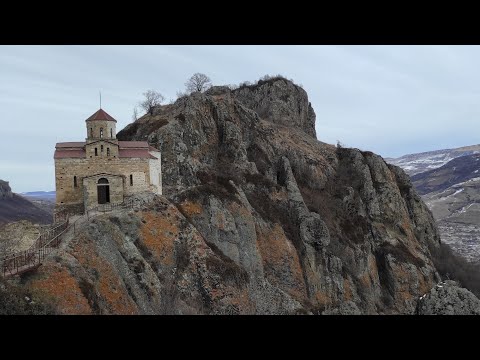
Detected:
left=386, top=144, right=480, bottom=176
left=20, top=191, right=56, bottom=200
left=387, top=146, right=480, bottom=262
left=0, top=181, right=52, bottom=226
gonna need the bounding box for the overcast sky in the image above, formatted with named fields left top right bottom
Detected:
left=1, top=45, right=479, bottom=192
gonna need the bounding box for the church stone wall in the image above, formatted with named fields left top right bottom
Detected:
left=55, top=109, right=162, bottom=215
left=85, top=140, right=119, bottom=158
left=83, top=175, right=124, bottom=209
left=149, top=151, right=162, bottom=195
left=55, top=157, right=153, bottom=211
left=86, top=120, right=116, bottom=141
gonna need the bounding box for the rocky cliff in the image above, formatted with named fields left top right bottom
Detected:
left=21, top=78, right=447, bottom=314
left=416, top=280, right=480, bottom=315
left=0, top=180, right=13, bottom=200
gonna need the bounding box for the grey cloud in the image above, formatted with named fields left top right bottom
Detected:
left=0, top=45, right=478, bottom=192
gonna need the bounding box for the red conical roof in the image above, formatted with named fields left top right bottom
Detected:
left=85, top=109, right=117, bottom=122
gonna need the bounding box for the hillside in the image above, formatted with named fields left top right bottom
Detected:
left=0, top=180, right=52, bottom=226
left=406, top=154, right=480, bottom=262
left=387, top=144, right=480, bottom=176
left=20, top=191, right=56, bottom=216
left=15, top=77, right=451, bottom=314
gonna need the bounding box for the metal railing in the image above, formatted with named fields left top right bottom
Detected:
left=1, top=199, right=135, bottom=278
left=1, top=218, right=69, bottom=277
left=87, top=199, right=134, bottom=216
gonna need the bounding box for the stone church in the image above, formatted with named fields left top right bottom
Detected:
left=54, top=108, right=162, bottom=215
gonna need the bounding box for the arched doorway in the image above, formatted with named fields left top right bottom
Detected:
left=97, top=178, right=110, bottom=204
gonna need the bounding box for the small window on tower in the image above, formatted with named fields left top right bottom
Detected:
left=110, top=128, right=113, bottom=138
left=101, top=145, right=104, bottom=152
left=90, top=127, right=93, bottom=138
left=95, top=148, right=98, bottom=156
left=100, top=128, right=103, bottom=138
left=107, top=148, right=110, bottom=156
left=74, top=176, right=78, bottom=188
left=130, top=174, right=133, bottom=186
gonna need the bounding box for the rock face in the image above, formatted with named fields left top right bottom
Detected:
left=23, top=77, right=447, bottom=314
left=0, top=180, right=13, bottom=200
left=416, top=280, right=480, bottom=315
left=231, top=78, right=317, bottom=139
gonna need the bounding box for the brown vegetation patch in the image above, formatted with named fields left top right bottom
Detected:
left=72, top=236, right=137, bottom=315
left=178, top=200, right=203, bottom=218
left=256, top=223, right=306, bottom=301
left=138, top=211, right=178, bottom=268
left=343, top=278, right=353, bottom=301
left=29, top=265, right=92, bottom=315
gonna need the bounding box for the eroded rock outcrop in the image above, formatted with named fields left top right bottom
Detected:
left=20, top=77, right=452, bottom=314
left=416, top=280, right=480, bottom=315
left=0, top=180, right=13, bottom=200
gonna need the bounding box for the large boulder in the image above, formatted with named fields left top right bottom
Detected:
left=416, top=280, right=480, bottom=315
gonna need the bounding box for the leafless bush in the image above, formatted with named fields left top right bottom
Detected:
left=139, top=90, right=165, bottom=116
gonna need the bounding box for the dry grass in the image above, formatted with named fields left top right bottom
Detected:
left=177, top=200, right=202, bottom=218
left=72, top=235, right=138, bottom=315
left=256, top=223, right=307, bottom=301
left=138, top=211, right=179, bottom=268
left=28, top=265, right=92, bottom=315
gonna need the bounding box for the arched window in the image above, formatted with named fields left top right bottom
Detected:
left=100, top=128, right=103, bottom=138
left=98, top=178, right=109, bottom=184
left=130, top=174, right=133, bottom=186
left=90, top=127, right=93, bottom=138
left=74, top=176, right=78, bottom=188
left=107, top=148, right=110, bottom=156
left=110, top=128, right=113, bottom=138
left=95, top=148, right=98, bottom=156
left=101, top=145, right=104, bottom=152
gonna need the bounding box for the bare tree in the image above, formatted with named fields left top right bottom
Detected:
left=139, top=90, right=165, bottom=116
left=185, top=73, right=212, bottom=93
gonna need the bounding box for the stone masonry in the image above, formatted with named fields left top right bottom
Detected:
left=54, top=109, right=162, bottom=215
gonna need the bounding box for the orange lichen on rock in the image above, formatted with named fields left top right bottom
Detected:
left=29, top=265, right=92, bottom=315
left=178, top=200, right=203, bottom=218
left=390, top=263, right=415, bottom=303
left=359, top=271, right=372, bottom=288
left=313, top=290, right=332, bottom=308
left=72, top=236, right=137, bottom=315
left=400, top=213, right=416, bottom=242
left=360, top=254, right=379, bottom=289
left=417, top=270, right=433, bottom=295
left=228, top=288, right=253, bottom=314
left=343, top=278, right=353, bottom=301
left=214, top=212, right=226, bottom=231
left=138, top=210, right=179, bottom=267
left=227, top=201, right=252, bottom=220
left=256, top=223, right=307, bottom=301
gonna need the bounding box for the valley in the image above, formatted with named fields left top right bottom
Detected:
left=388, top=147, right=480, bottom=263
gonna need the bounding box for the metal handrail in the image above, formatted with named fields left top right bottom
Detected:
left=1, top=199, right=135, bottom=277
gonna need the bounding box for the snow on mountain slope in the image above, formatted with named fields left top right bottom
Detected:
left=386, top=144, right=480, bottom=176
left=393, top=152, right=480, bottom=262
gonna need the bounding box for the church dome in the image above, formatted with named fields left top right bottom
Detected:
left=85, top=109, right=117, bottom=123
